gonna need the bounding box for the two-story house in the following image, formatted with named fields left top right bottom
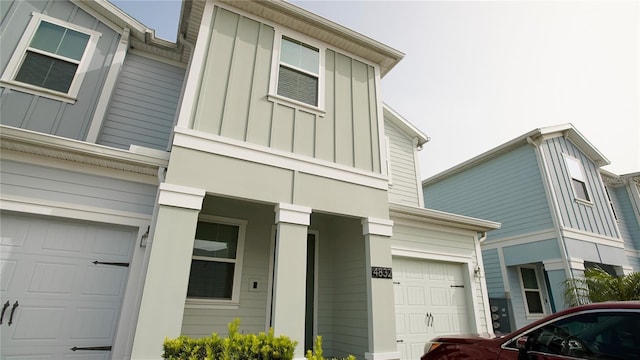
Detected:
left=422, top=124, right=637, bottom=331
left=2, top=1, right=499, bottom=359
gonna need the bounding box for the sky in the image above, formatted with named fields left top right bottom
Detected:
left=111, top=0, right=639, bottom=179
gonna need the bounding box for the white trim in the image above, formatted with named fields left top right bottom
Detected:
left=391, top=247, right=472, bottom=263
left=560, top=227, right=625, bottom=248
left=275, top=203, right=312, bottom=226
left=87, top=28, right=130, bottom=143
left=185, top=215, right=248, bottom=307
left=172, top=128, right=389, bottom=189
left=364, top=352, right=401, bottom=360
left=0, top=12, right=101, bottom=102
left=542, top=258, right=568, bottom=272
left=474, top=231, right=494, bottom=336
left=517, top=265, right=546, bottom=319
left=176, top=0, right=215, bottom=129
left=479, top=229, right=558, bottom=250
left=362, top=217, right=393, bottom=237
left=158, top=183, right=205, bottom=210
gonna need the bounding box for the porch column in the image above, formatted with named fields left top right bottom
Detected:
left=131, top=183, right=205, bottom=359
left=362, top=217, right=400, bottom=360
left=272, top=203, right=312, bottom=358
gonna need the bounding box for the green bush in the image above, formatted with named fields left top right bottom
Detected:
left=163, top=319, right=297, bottom=360
left=305, top=336, right=355, bottom=360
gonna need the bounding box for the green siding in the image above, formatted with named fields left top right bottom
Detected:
left=0, top=0, right=120, bottom=141
left=424, top=145, right=553, bottom=239
left=191, top=6, right=382, bottom=173
left=385, top=120, right=420, bottom=207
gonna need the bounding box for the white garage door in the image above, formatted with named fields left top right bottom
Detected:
left=0, top=212, right=136, bottom=359
left=393, top=257, right=471, bottom=360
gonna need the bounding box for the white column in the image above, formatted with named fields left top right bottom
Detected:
left=131, top=184, right=205, bottom=359
left=362, top=217, right=400, bottom=360
left=272, top=203, right=312, bottom=359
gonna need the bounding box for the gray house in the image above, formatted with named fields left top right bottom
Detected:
left=422, top=124, right=637, bottom=331
left=1, top=1, right=499, bottom=359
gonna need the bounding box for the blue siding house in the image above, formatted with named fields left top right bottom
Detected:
left=422, top=124, right=636, bottom=330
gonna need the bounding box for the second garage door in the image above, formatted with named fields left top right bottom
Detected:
left=393, top=257, right=471, bottom=360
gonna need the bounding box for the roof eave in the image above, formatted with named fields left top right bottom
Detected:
left=389, top=203, right=501, bottom=232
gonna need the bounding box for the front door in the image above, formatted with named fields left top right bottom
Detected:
left=0, top=212, right=135, bottom=359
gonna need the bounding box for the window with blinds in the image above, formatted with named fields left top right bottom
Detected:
left=277, top=37, right=319, bottom=106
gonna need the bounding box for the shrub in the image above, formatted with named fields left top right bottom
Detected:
left=163, top=319, right=297, bottom=360
left=305, top=336, right=355, bottom=360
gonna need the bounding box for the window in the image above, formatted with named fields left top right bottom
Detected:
left=1, top=13, right=100, bottom=102
left=564, top=155, right=591, bottom=202
left=269, top=34, right=324, bottom=111
left=518, top=267, right=545, bottom=317
left=187, top=216, right=246, bottom=305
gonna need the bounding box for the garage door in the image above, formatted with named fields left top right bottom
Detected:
left=0, top=212, right=136, bottom=359
left=393, top=257, right=470, bottom=360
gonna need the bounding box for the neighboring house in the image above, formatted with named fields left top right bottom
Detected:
left=1, top=1, right=499, bottom=360
left=422, top=124, right=637, bottom=331
left=0, top=0, right=185, bottom=359
left=601, top=170, right=640, bottom=269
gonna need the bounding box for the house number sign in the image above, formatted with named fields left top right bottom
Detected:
left=371, top=266, right=393, bottom=279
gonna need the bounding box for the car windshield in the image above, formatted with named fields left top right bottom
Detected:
left=506, top=311, right=640, bottom=360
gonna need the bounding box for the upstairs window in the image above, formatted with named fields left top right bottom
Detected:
left=1, top=13, right=100, bottom=102
left=269, top=33, right=324, bottom=111
left=564, top=155, right=591, bottom=202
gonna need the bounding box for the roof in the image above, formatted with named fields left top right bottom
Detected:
left=389, top=203, right=501, bottom=232
left=383, top=104, right=430, bottom=148
left=78, top=0, right=185, bottom=62
left=178, top=0, right=404, bottom=76
left=423, top=123, right=610, bottom=186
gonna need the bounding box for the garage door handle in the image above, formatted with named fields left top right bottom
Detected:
left=92, top=260, right=129, bottom=267
left=0, top=301, right=9, bottom=324
left=70, top=346, right=112, bottom=351
left=8, top=301, right=18, bottom=326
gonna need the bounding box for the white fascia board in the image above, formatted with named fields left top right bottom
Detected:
left=382, top=103, right=430, bottom=147
left=388, top=202, right=501, bottom=232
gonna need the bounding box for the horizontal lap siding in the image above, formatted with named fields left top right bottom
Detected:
left=193, top=6, right=381, bottom=174
left=98, top=54, right=185, bottom=150
left=385, top=121, right=420, bottom=207
left=482, top=249, right=505, bottom=297
left=0, top=159, right=157, bottom=215
left=0, top=0, right=119, bottom=140
left=424, top=145, right=553, bottom=240
left=542, top=137, right=617, bottom=237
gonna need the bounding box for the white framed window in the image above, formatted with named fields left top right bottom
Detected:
left=186, top=215, right=246, bottom=307
left=1, top=12, right=101, bottom=103
left=269, top=32, right=325, bottom=112
left=564, top=154, right=591, bottom=203
left=518, top=266, right=545, bottom=318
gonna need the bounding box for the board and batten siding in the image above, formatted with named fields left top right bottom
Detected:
left=0, top=0, right=120, bottom=140
left=541, top=137, right=618, bottom=238
left=97, top=53, right=186, bottom=151
left=191, top=6, right=381, bottom=173
left=423, top=145, right=553, bottom=240
left=481, top=249, right=505, bottom=297
left=0, top=159, right=157, bottom=215
left=385, top=120, right=421, bottom=207
left=608, top=185, right=640, bottom=250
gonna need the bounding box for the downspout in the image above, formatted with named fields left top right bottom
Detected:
left=527, top=136, right=573, bottom=308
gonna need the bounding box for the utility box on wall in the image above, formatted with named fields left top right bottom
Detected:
left=489, top=298, right=512, bottom=334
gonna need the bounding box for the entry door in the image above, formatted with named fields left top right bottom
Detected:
left=0, top=212, right=135, bottom=359
left=393, top=257, right=470, bottom=360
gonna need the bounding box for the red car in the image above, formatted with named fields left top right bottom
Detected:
left=421, top=301, right=640, bottom=360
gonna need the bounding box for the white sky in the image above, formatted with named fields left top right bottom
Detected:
left=112, top=0, right=639, bottom=179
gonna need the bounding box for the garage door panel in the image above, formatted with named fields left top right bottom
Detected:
left=1, top=213, right=135, bottom=358
left=393, top=257, right=471, bottom=360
